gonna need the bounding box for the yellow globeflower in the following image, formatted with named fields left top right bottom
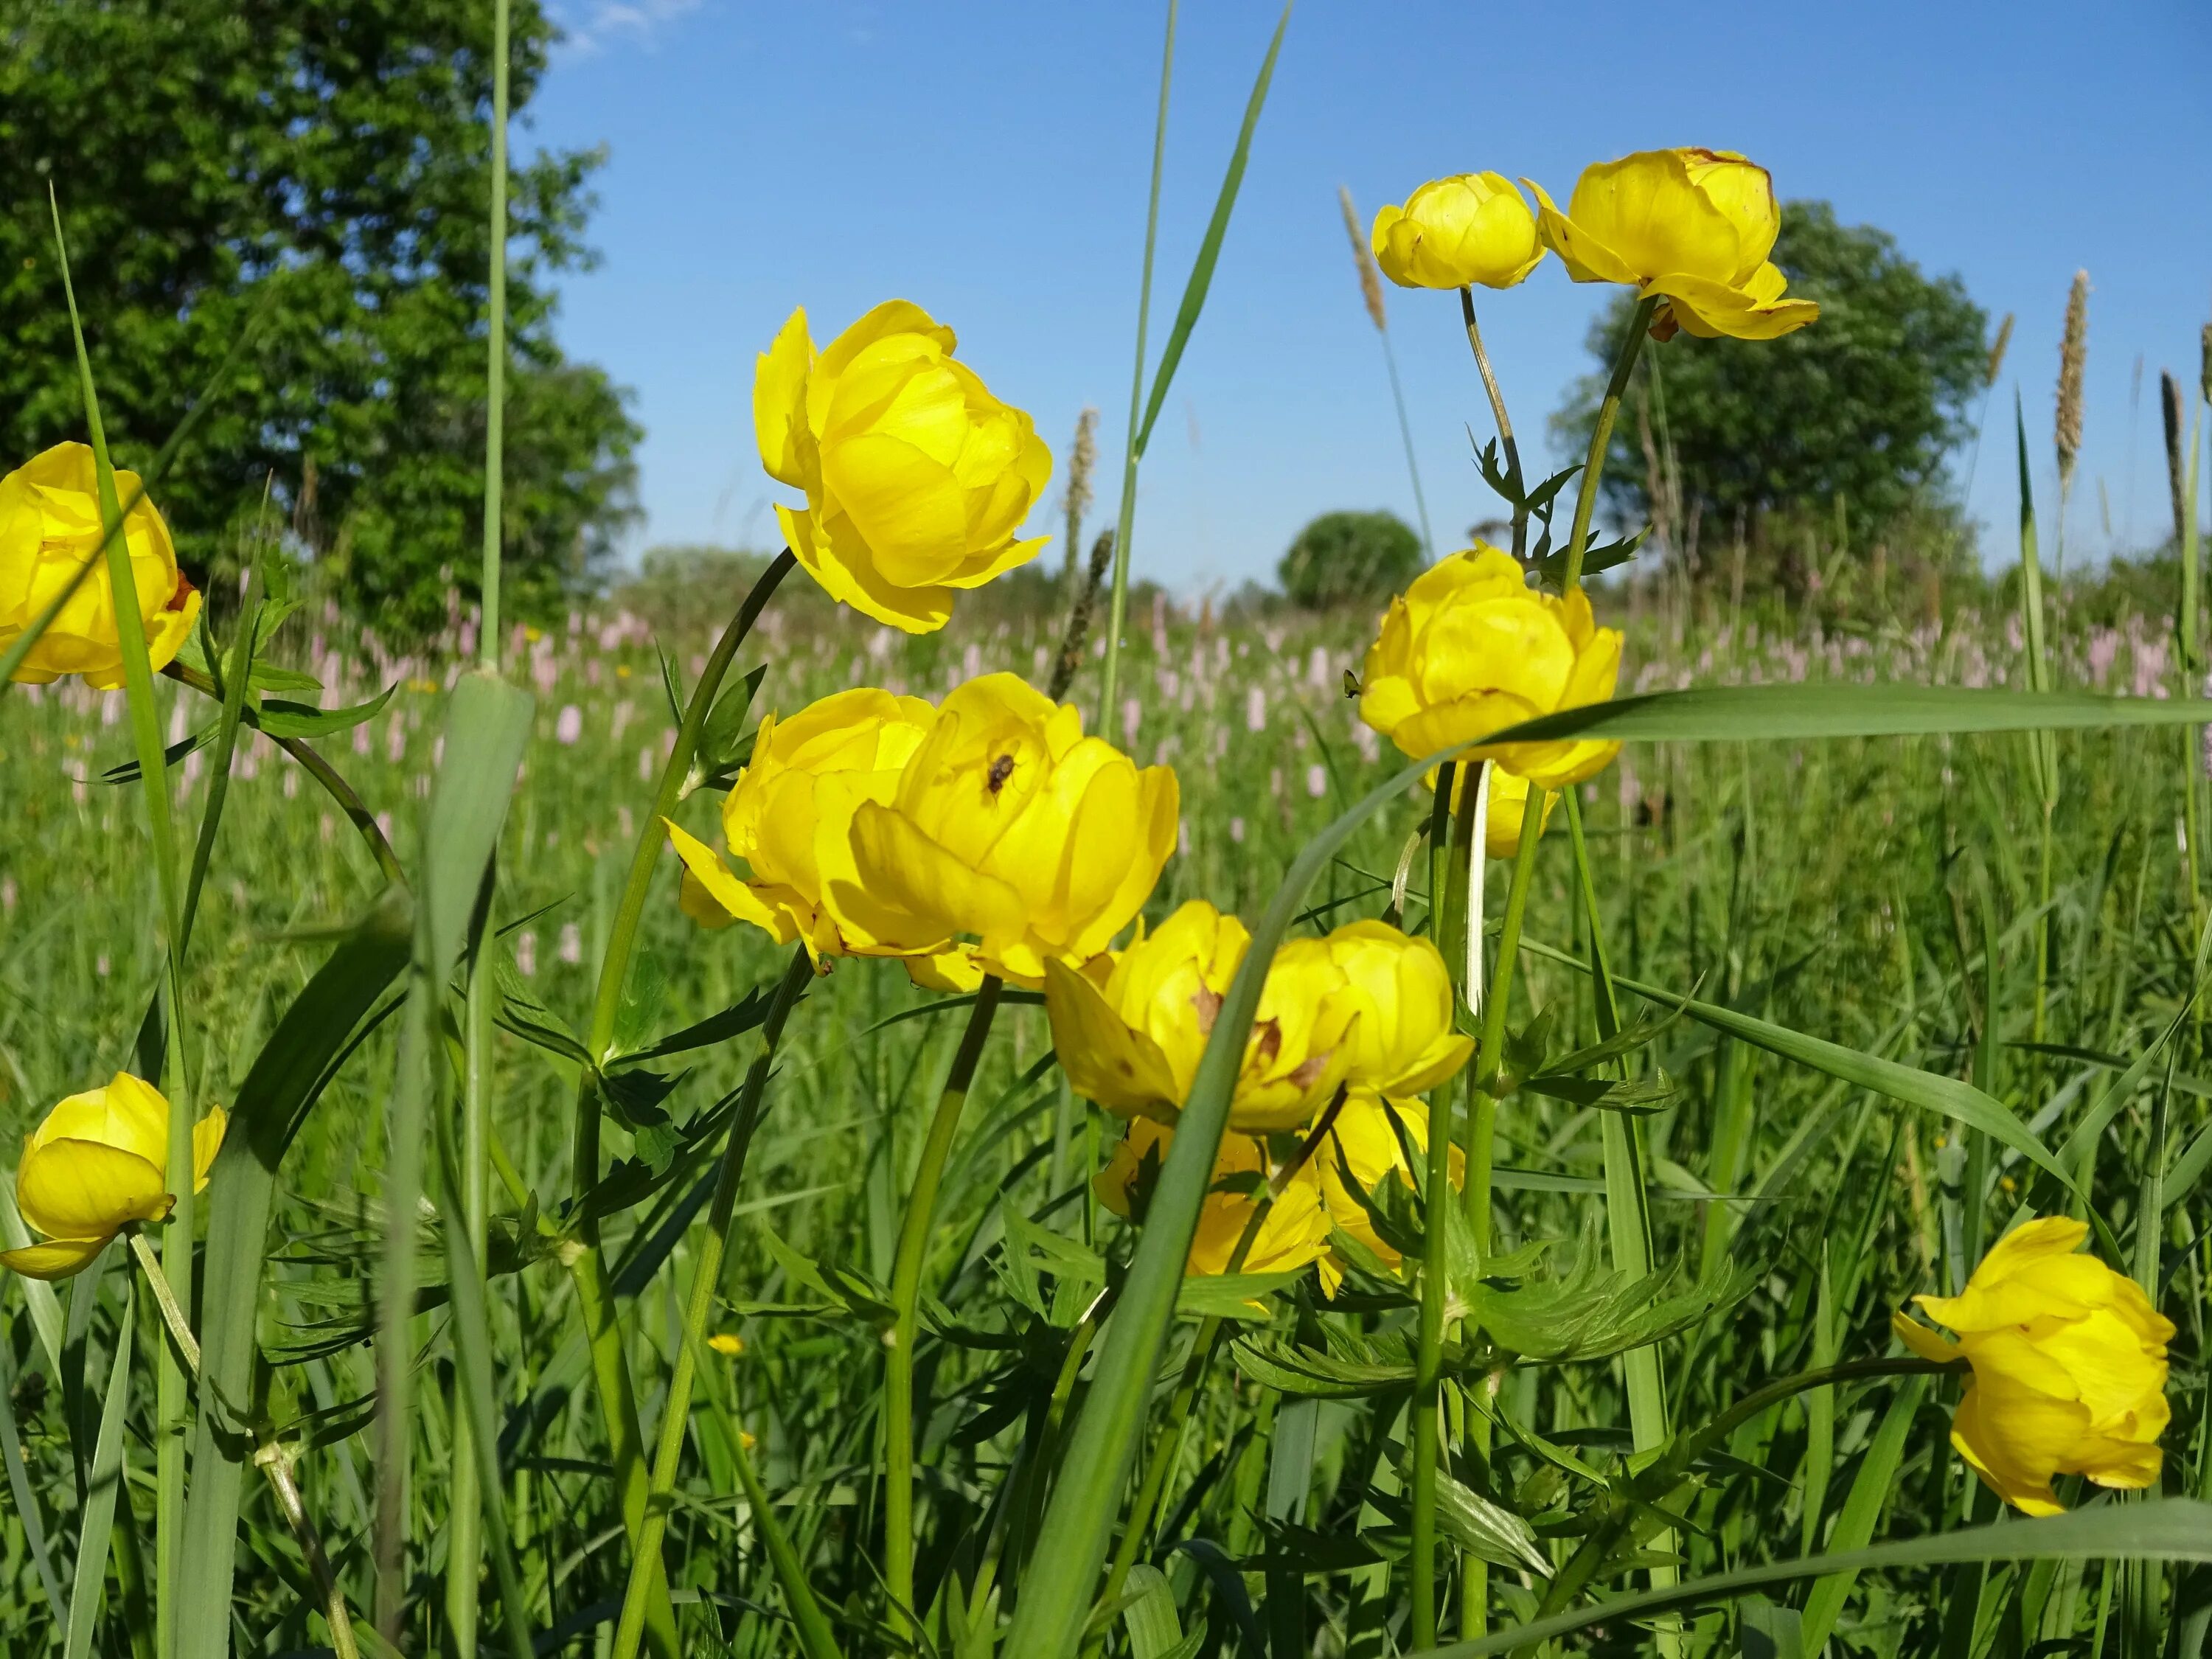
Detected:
left=1324, top=922, right=1472, bottom=1097
left=664, top=686, right=982, bottom=991
left=1318, top=1093, right=1461, bottom=1293
left=1360, top=544, right=1623, bottom=788
left=0, top=443, right=203, bottom=688
left=754, top=301, right=1053, bottom=633
left=1043, top=900, right=1361, bottom=1132
left=1370, top=174, right=1544, bottom=291
left=1, top=1074, right=226, bottom=1280
left=1096, top=1118, right=1333, bottom=1279
left=1894, top=1216, right=2173, bottom=1517
left=1525, top=148, right=1818, bottom=341
left=846, top=673, right=1177, bottom=987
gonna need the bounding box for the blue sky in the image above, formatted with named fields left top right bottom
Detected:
left=529, top=0, right=2212, bottom=593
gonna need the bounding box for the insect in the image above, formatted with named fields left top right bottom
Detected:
left=987, top=753, right=1015, bottom=793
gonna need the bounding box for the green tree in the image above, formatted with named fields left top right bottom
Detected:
left=0, top=0, right=639, bottom=630
left=1550, top=201, right=1988, bottom=587
left=1279, top=509, right=1423, bottom=610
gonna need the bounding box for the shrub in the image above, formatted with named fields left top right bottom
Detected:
left=1279, top=509, right=1423, bottom=610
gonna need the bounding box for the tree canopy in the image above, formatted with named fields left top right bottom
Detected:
left=0, top=0, right=639, bottom=629
left=1279, top=509, right=1424, bottom=611
left=1550, top=201, right=1989, bottom=582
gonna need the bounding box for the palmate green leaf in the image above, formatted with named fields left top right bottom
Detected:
left=1477, top=681, right=2212, bottom=748
left=1414, top=1500, right=2212, bottom=1658
left=255, top=681, right=397, bottom=740
left=177, top=888, right=411, bottom=1659
left=1429, top=1470, right=1552, bottom=1579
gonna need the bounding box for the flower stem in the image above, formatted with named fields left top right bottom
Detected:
left=1459, top=286, right=1524, bottom=560
left=1097, top=0, right=1177, bottom=728
left=1410, top=766, right=1461, bottom=1649
left=609, top=945, right=813, bottom=1659
left=1560, top=294, right=1660, bottom=595
left=884, top=973, right=1006, bottom=1633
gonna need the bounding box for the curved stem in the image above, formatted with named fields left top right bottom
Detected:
left=162, top=660, right=406, bottom=886
left=1459, top=287, right=1525, bottom=560
left=885, top=973, right=1006, bottom=1632
left=610, top=945, right=813, bottom=1659
left=1560, top=295, right=1661, bottom=596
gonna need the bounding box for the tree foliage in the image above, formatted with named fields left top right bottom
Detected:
left=1551, top=202, right=1989, bottom=580
left=1279, top=509, right=1423, bottom=611
left=0, top=0, right=640, bottom=629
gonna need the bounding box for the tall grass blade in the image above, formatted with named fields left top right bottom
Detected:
left=61, top=1273, right=133, bottom=1659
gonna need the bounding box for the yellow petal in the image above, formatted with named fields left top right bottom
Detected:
left=1891, top=1310, right=1960, bottom=1364
left=18, top=1138, right=171, bottom=1242
left=754, top=307, right=815, bottom=489
left=0, top=1237, right=115, bottom=1280
left=1043, top=958, right=1183, bottom=1113
left=664, top=818, right=799, bottom=945
left=192, top=1105, right=228, bottom=1192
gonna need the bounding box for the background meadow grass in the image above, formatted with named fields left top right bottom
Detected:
left=2, top=580, right=2206, bottom=1654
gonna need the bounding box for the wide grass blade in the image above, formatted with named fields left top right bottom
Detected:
left=1478, top=683, right=2212, bottom=747
left=61, top=1272, right=133, bottom=1659
left=1418, top=1500, right=2212, bottom=1658
left=176, top=888, right=411, bottom=1659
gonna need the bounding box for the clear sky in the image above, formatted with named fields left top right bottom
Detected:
left=528, top=0, right=2212, bottom=594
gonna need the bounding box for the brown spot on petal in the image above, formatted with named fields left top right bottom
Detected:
left=1190, top=984, right=1222, bottom=1035
left=1285, top=1050, right=1333, bottom=1090
left=1251, top=1018, right=1281, bottom=1070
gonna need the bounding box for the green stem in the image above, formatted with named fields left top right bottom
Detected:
left=609, top=945, right=813, bottom=1659
left=884, top=974, right=1006, bottom=1632
left=1411, top=768, right=1463, bottom=1649
left=1096, top=0, right=1176, bottom=727
left=1560, top=295, right=1660, bottom=594
left=1459, top=286, right=1526, bottom=560
left=565, top=548, right=793, bottom=1646
left=478, top=0, right=510, bottom=669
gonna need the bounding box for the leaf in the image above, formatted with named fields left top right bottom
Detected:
left=61, top=1273, right=133, bottom=1659
left=97, top=726, right=212, bottom=785
left=1116, top=1565, right=1197, bottom=1659
left=1476, top=682, right=2212, bottom=750
left=1130, top=4, right=1291, bottom=460
left=495, top=953, right=593, bottom=1068
left=699, top=661, right=766, bottom=771
left=599, top=1063, right=687, bottom=1132
left=1416, top=1499, right=2212, bottom=1658
left=254, top=680, right=396, bottom=740
left=1800, top=1375, right=1928, bottom=1652
left=1430, top=1470, right=1552, bottom=1578
left=611, top=984, right=776, bottom=1067
left=1532, top=526, right=1647, bottom=589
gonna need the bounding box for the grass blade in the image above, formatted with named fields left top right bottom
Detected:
left=61, top=1271, right=133, bottom=1659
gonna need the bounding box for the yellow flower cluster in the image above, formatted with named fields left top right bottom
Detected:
left=1369, top=147, right=1818, bottom=342
left=670, top=672, right=1178, bottom=991
left=1, top=1074, right=226, bottom=1280
left=1047, top=899, right=1470, bottom=1284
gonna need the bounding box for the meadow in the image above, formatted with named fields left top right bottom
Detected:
left=3, top=572, right=2211, bottom=1656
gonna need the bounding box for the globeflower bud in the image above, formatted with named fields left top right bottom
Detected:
left=1370, top=173, right=1543, bottom=292
left=755, top=301, right=1053, bottom=633
left=1, top=1073, right=226, bottom=1280
left=846, top=673, right=1178, bottom=987
left=664, top=686, right=984, bottom=990
left=1524, top=148, right=1818, bottom=341
left=1359, top=545, right=1624, bottom=787
left=1894, top=1216, right=2173, bottom=1516
left=1094, top=1117, right=1333, bottom=1279
left=0, top=444, right=202, bottom=688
